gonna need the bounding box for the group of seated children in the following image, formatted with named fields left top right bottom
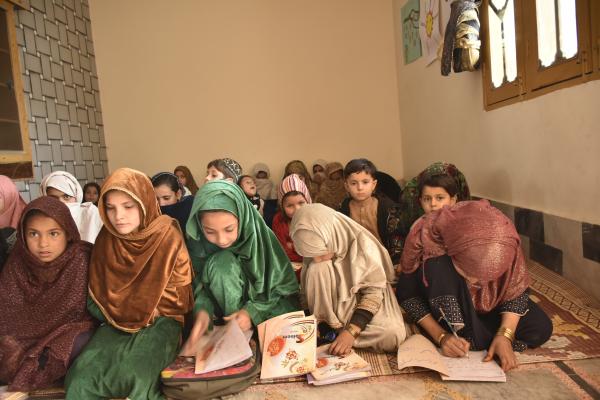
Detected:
left=0, top=158, right=553, bottom=399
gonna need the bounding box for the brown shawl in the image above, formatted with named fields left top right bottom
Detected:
left=400, top=200, right=529, bottom=312
left=0, top=197, right=94, bottom=391
left=89, top=168, right=193, bottom=333
left=315, top=162, right=347, bottom=210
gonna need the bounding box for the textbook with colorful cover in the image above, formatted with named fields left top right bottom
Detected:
left=396, top=334, right=506, bottom=382
left=258, top=311, right=318, bottom=380
left=307, top=345, right=371, bottom=385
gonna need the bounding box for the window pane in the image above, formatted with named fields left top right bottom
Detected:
left=504, top=0, right=517, bottom=83
left=488, top=5, right=504, bottom=87
left=536, top=0, right=558, bottom=67
left=488, top=0, right=517, bottom=88
left=558, top=0, right=578, bottom=59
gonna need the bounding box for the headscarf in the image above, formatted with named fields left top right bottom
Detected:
left=312, top=159, right=328, bottom=186
left=221, top=158, right=243, bottom=182
left=252, top=163, right=276, bottom=200
left=0, top=197, right=94, bottom=390
left=399, top=162, right=470, bottom=232
left=0, top=175, right=26, bottom=229
left=290, top=204, right=395, bottom=303
left=174, top=165, right=199, bottom=196
left=89, top=168, right=193, bottom=333
left=39, top=171, right=103, bottom=243
left=400, top=200, right=529, bottom=313
left=314, top=162, right=347, bottom=210
left=186, top=180, right=298, bottom=313
left=284, top=160, right=318, bottom=198
left=277, top=173, right=312, bottom=205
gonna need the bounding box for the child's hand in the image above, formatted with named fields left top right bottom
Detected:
left=224, top=309, right=252, bottom=331
left=328, top=330, right=355, bottom=356
left=179, top=310, right=210, bottom=356
left=440, top=335, right=470, bottom=358
left=484, top=335, right=518, bottom=371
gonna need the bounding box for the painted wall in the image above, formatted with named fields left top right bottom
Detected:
left=88, top=0, right=404, bottom=183
left=393, top=1, right=600, bottom=225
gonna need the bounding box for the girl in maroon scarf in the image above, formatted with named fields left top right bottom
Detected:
left=0, top=197, right=95, bottom=391
left=396, top=199, right=552, bottom=372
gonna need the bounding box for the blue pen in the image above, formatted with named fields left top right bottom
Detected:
left=439, top=307, right=469, bottom=358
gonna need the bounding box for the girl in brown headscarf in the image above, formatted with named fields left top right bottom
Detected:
left=314, top=162, right=347, bottom=211
left=0, top=197, right=94, bottom=391
left=65, top=168, right=193, bottom=400
left=284, top=160, right=319, bottom=199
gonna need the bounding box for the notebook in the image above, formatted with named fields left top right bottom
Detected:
left=307, top=345, right=371, bottom=385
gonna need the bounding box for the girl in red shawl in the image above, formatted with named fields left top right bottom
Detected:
left=0, top=197, right=95, bottom=391
left=396, top=199, right=552, bottom=371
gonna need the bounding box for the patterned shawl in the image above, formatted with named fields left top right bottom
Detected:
left=186, top=180, right=299, bottom=316
left=315, top=162, right=346, bottom=210
left=0, top=175, right=26, bottom=229
left=0, top=197, right=94, bottom=390
left=399, top=162, right=470, bottom=232
left=89, top=168, right=193, bottom=332
left=290, top=204, right=395, bottom=303
left=400, top=200, right=529, bottom=312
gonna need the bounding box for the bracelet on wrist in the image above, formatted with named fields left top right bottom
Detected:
left=345, top=323, right=361, bottom=339
left=437, top=332, right=448, bottom=347
left=496, top=326, right=515, bottom=343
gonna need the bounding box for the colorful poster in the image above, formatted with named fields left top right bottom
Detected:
left=401, top=0, right=422, bottom=64
left=419, top=0, right=442, bottom=65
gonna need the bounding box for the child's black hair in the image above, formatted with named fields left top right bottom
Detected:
left=418, top=174, right=458, bottom=198
left=151, top=173, right=181, bottom=193
left=343, top=158, right=378, bottom=179
left=237, top=175, right=254, bottom=186
left=207, top=159, right=236, bottom=181
left=281, top=190, right=306, bottom=204
left=83, top=182, right=101, bottom=195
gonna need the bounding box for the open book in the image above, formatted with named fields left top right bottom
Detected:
left=192, top=321, right=253, bottom=374
left=258, top=311, right=317, bottom=380
left=307, top=345, right=371, bottom=386
left=396, top=334, right=506, bottom=382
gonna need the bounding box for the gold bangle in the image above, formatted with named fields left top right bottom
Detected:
left=345, top=323, right=361, bottom=339
left=496, top=327, right=515, bottom=343
left=437, top=332, right=448, bottom=347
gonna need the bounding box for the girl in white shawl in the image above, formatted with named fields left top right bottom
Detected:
left=251, top=163, right=277, bottom=200
left=290, top=203, right=406, bottom=355
left=40, top=172, right=103, bottom=243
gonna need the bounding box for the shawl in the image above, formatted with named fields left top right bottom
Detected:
left=315, top=162, right=347, bottom=210
left=186, top=180, right=299, bottom=313
left=89, top=168, right=193, bottom=332
left=0, top=175, right=26, bottom=229
left=290, top=204, right=395, bottom=303
left=284, top=160, right=318, bottom=198
left=40, top=171, right=103, bottom=243
left=174, top=165, right=199, bottom=195
left=0, top=197, right=94, bottom=390
left=400, top=200, right=529, bottom=313
left=252, top=163, right=277, bottom=200
left=160, top=195, right=194, bottom=233
left=277, top=173, right=312, bottom=206
left=399, top=162, right=470, bottom=232
left=312, top=159, right=328, bottom=186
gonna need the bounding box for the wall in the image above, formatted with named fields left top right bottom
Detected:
left=88, top=0, right=404, bottom=182
left=392, top=0, right=600, bottom=297
left=13, top=0, right=108, bottom=201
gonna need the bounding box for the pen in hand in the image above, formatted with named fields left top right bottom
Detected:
left=439, top=307, right=469, bottom=358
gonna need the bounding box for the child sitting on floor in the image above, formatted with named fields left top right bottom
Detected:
left=205, top=158, right=242, bottom=183
left=271, top=174, right=312, bottom=281
left=237, top=175, right=264, bottom=216
left=340, top=159, right=404, bottom=266
left=151, top=172, right=194, bottom=231
left=251, top=163, right=277, bottom=200
left=0, top=197, right=94, bottom=392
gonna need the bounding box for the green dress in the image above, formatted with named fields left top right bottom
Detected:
left=186, top=180, right=300, bottom=324
left=65, top=298, right=180, bottom=400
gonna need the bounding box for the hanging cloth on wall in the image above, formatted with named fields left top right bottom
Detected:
left=441, top=0, right=481, bottom=75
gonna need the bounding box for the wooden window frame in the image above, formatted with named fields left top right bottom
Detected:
left=481, top=0, right=600, bottom=110
left=0, top=0, right=33, bottom=179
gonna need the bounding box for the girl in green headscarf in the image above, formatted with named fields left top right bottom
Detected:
left=181, top=181, right=300, bottom=354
